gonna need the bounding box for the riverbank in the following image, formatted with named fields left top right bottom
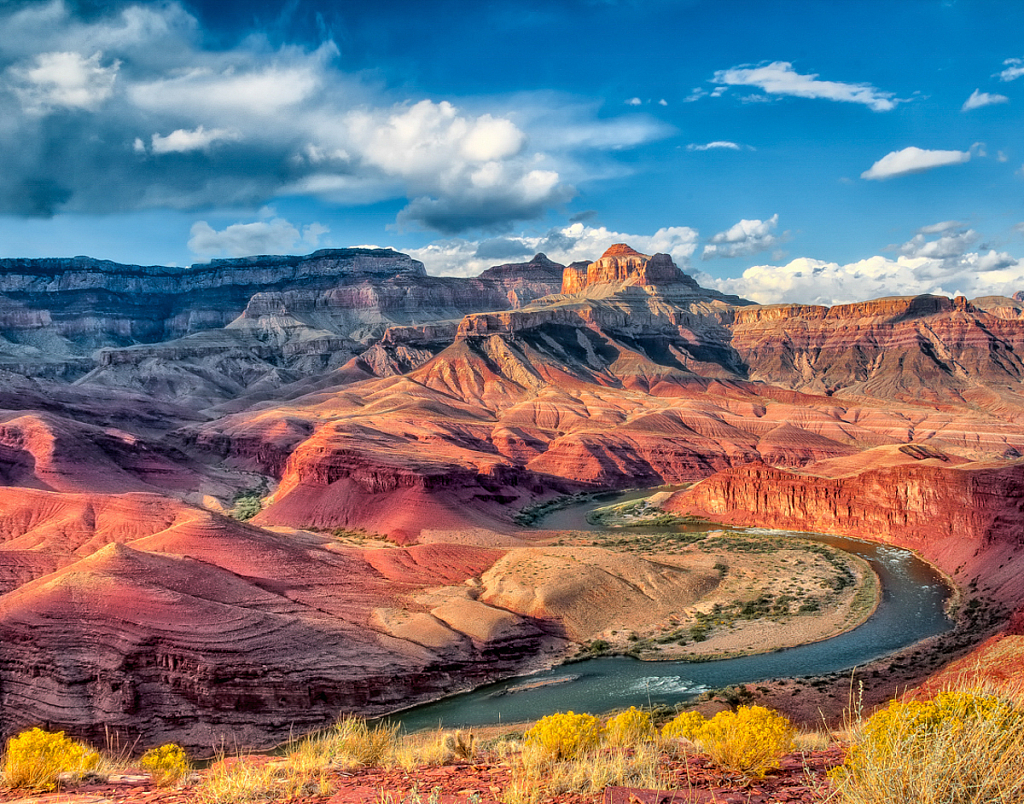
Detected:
left=553, top=525, right=882, bottom=664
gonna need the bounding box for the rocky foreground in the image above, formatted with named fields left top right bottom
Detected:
left=0, top=746, right=846, bottom=804
left=3, top=242, right=1024, bottom=750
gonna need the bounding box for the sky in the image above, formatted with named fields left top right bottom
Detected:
left=1, top=0, right=1024, bottom=305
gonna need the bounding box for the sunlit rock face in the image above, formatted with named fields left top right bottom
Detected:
left=560, top=244, right=696, bottom=294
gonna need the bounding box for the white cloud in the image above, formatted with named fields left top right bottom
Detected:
left=128, top=55, right=328, bottom=119
left=658, top=99, right=667, bottom=106
left=8, top=50, right=119, bottom=113
left=962, top=88, right=1009, bottom=111
left=687, top=141, right=741, bottom=151
left=917, top=220, right=963, bottom=234
left=625, top=97, right=642, bottom=106
left=149, top=125, right=240, bottom=154
left=702, top=214, right=780, bottom=260
left=714, top=227, right=1022, bottom=305
left=188, top=214, right=329, bottom=258
left=408, top=222, right=700, bottom=278
left=861, top=146, right=972, bottom=180
left=712, top=61, right=897, bottom=111
left=898, top=229, right=978, bottom=260
left=997, top=58, right=1024, bottom=82
left=0, top=3, right=668, bottom=231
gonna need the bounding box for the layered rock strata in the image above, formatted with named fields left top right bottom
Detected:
left=0, top=489, right=557, bottom=752
left=561, top=244, right=696, bottom=294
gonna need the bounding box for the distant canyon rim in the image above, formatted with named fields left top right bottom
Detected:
left=1, top=243, right=1023, bottom=752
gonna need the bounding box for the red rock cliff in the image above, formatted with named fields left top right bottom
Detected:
left=560, top=244, right=688, bottom=294
left=665, top=452, right=1024, bottom=605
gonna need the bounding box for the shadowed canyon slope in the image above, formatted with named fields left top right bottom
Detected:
left=4, top=243, right=1024, bottom=747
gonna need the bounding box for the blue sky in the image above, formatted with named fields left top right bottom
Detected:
left=1, top=0, right=1024, bottom=304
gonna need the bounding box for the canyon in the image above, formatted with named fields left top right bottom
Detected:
left=2, top=242, right=1024, bottom=749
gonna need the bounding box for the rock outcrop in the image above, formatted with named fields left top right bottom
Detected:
left=561, top=244, right=695, bottom=294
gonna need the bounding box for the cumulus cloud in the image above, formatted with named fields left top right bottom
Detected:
left=625, top=97, right=642, bottom=105
left=687, top=141, right=742, bottom=151
left=408, top=222, right=700, bottom=277
left=188, top=213, right=328, bottom=258
left=898, top=228, right=978, bottom=260
left=148, top=126, right=240, bottom=154
left=962, top=88, right=1009, bottom=111
left=702, top=214, right=780, bottom=260
left=7, top=50, right=119, bottom=113
left=0, top=1, right=663, bottom=232
left=861, top=146, right=972, bottom=180
left=997, top=58, right=1024, bottom=82
left=711, top=61, right=897, bottom=111
left=714, top=226, right=1022, bottom=305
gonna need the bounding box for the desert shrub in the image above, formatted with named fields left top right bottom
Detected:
left=661, top=709, right=705, bottom=741
left=832, top=689, right=1024, bottom=804
left=139, top=743, right=192, bottom=787
left=694, top=706, right=794, bottom=778
left=2, top=727, right=102, bottom=791
left=523, top=711, right=601, bottom=760
left=604, top=707, right=655, bottom=747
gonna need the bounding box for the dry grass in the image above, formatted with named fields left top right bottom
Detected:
left=196, top=755, right=332, bottom=804
left=503, top=740, right=664, bottom=804
left=392, top=728, right=476, bottom=770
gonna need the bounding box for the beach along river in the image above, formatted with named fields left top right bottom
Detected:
left=391, top=490, right=952, bottom=732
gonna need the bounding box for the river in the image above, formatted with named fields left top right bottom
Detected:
left=391, top=490, right=952, bottom=732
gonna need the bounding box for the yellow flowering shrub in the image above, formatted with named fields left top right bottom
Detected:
left=2, top=727, right=101, bottom=790
left=661, top=710, right=706, bottom=742
left=604, top=707, right=655, bottom=747
left=524, top=711, right=602, bottom=760
left=140, top=743, right=192, bottom=787
left=694, top=706, right=794, bottom=778
left=832, top=690, right=1024, bottom=804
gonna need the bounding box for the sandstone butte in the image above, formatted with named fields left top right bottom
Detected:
left=3, top=243, right=1024, bottom=750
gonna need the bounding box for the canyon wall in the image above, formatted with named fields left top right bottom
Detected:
left=665, top=450, right=1024, bottom=604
